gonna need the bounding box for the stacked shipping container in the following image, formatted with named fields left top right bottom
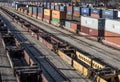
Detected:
left=91, top=9, right=102, bottom=18
left=28, top=6, right=33, bottom=16
left=33, top=6, right=38, bottom=18
left=66, top=6, right=73, bottom=20
left=64, top=21, right=80, bottom=33
left=60, top=6, right=66, bottom=11
left=81, top=7, right=90, bottom=16
left=104, top=19, right=120, bottom=46
left=51, top=10, right=66, bottom=26
left=73, top=7, right=81, bottom=21
left=80, top=16, right=105, bottom=40
left=43, top=9, right=52, bottom=23
left=37, top=7, right=44, bottom=20
left=102, top=10, right=118, bottom=19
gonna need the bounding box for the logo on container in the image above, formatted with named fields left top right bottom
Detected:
left=105, top=11, right=110, bottom=15
left=84, top=9, right=87, bottom=13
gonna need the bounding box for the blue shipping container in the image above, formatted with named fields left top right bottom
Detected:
left=102, top=10, right=118, bottom=19
left=33, top=7, right=37, bottom=13
left=44, top=2, right=47, bottom=7
left=65, top=21, right=71, bottom=28
left=38, top=7, right=43, bottom=14
left=81, top=8, right=90, bottom=16
left=74, top=7, right=80, bottom=12
left=91, top=9, right=102, bottom=14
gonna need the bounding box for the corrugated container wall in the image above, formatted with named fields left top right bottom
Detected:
left=55, top=5, right=60, bottom=11
left=52, top=10, right=66, bottom=19
left=105, top=19, right=120, bottom=45
left=47, top=3, right=51, bottom=9
left=81, top=16, right=105, bottom=30
left=67, top=6, right=73, bottom=15
left=33, top=6, right=37, bottom=14
left=29, top=6, right=33, bottom=12
left=81, top=8, right=90, bottom=16
left=102, top=10, right=118, bottom=19
left=44, top=9, right=52, bottom=16
left=91, top=9, right=102, bottom=18
left=117, top=10, right=120, bottom=18
left=105, top=19, right=120, bottom=34
left=44, top=2, right=47, bottom=7
left=38, top=7, right=44, bottom=14
left=65, top=21, right=71, bottom=28
left=73, top=7, right=81, bottom=17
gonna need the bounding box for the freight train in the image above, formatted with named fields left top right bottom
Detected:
left=9, top=2, right=120, bottom=49
left=0, top=17, right=48, bottom=82
left=1, top=6, right=120, bottom=82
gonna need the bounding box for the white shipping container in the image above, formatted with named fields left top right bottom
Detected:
left=81, top=16, right=104, bottom=30
left=105, top=19, right=120, bottom=34
left=118, top=10, right=120, bottom=18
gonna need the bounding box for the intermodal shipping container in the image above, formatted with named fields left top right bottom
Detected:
left=74, top=7, right=81, bottom=12
left=73, top=7, right=81, bottom=17
left=81, top=7, right=90, bottom=16
left=67, top=11, right=72, bottom=15
left=67, top=6, right=73, bottom=11
left=52, top=10, right=66, bottom=19
left=117, top=10, right=120, bottom=18
left=65, top=21, right=71, bottom=28
left=55, top=5, right=60, bottom=10
left=44, top=15, right=51, bottom=20
left=51, top=5, right=55, bottom=10
left=51, top=18, right=64, bottom=25
left=43, top=2, right=47, bottom=7
left=71, top=21, right=80, bottom=31
left=81, top=16, right=105, bottom=37
left=38, top=7, right=44, bottom=14
left=38, top=7, right=44, bottom=19
left=105, top=19, right=120, bottom=45
left=102, top=10, right=118, bottom=19
left=28, top=6, right=33, bottom=16
left=60, top=6, right=66, bottom=11
left=44, top=9, right=52, bottom=16
left=33, top=6, right=38, bottom=18
left=47, top=3, right=51, bottom=9
left=91, top=9, right=102, bottom=18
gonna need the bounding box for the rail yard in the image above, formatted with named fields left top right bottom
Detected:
left=0, top=1, right=120, bottom=82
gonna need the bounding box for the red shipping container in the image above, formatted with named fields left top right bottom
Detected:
left=67, top=6, right=73, bottom=11
left=81, top=26, right=89, bottom=34
left=71, top=22, right=80, bottom=30
left=91, top=14, right=101, bottom=18
left=44, top=15, right=51, bottom=20
left=89, top=28, right=104, bottom=37
left=73, top=12, right=80, bottom=16
left=104, top=31, right=120, bottom=45
left=38, top=13, right=43, bottom=18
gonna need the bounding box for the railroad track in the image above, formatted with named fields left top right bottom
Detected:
left=0, top=9, right=69, bottom=82
left=1, top=6, right=120, bottom=82
left=0, top=7, right=93, bottom=82
left=6, top=7, right=120, bottom=69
